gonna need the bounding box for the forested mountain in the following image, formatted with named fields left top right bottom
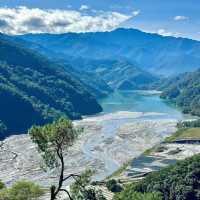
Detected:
left=158, top=69, right=200, bottom=116
left=18, top=28, right=200, bottom=76
left=67, top=58, right=157, bottom=90
left=0, top=34, right=102, bottom=136
left=12, top=35, right=158, bottom=90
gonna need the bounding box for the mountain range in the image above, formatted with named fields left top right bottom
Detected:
left=1, top=28, right=200, bottom=135
left=17, top=28, right=200, bottom=76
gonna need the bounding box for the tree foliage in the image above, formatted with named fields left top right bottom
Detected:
left=116, top=154, right=200, bottom=200
left=114, top=190, right=162, bottom=200
left=29, top=118, right=81, bottom=200
left=159, top=69, right=200, bottom=117
left=106, top=179, right=122, bottom=193
left=0, top=34, right=102, bottom=135
left=29, top=117, right=79, bottom=169
left=70, top=170, right=106, bottom=200
left=0, top=180, right=44, bottom=200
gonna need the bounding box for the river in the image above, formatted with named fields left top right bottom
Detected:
left=77, top=90, right=183, bottom=180
left=0, top=90, right=185, bottom=187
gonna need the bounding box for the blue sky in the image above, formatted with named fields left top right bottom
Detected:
left=0, top=0, right=199, bottom=40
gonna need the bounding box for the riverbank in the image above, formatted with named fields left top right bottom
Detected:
left=0, top=111, right=178, bottom=188
left=108, top=126, right=200, bottom=184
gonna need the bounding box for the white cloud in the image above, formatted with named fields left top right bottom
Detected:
left=157, top=29, right=180, bottom=37
left=0, top=6, right=132, bottom=35
left=174, top=15, right=188, bottom=21
left=132, top=10, right=140, bottom=16
left=79, top=5, right=90, bottom=11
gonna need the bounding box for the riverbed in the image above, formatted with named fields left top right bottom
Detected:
left=0, top=90, right=184, bottom=187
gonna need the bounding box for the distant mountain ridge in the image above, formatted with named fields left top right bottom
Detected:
left=18, top=28, right=200, bottom=76
left=0, top=34, right=102, bottom=136
left=68, top=58, right=157, bottom=90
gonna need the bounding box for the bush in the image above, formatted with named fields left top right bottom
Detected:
left=114, top=191, right=162, bottom=200
left=0, top=181, right=44, bottom=200
left=106, top=179, right=122, bottom=193
left=0, top=180, right=5, bottom=190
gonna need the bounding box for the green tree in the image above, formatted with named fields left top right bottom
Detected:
left=28, top=118, right=80, bottom=200
left=70, top=169, right=106, bottom=200
left=0, top=180, right=44, bottom=200
left=0, top=180, right=5, bottom=190
left=106, top=179, right=122, bottom=193
left=114, top=191, right=162, bottom=200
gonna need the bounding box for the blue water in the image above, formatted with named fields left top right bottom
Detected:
left=82, top=90, right=184, bottom=180
left=99, top=90, right=183, bottom=120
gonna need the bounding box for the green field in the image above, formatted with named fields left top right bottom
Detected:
left=165, top=128, right=200, bottom=142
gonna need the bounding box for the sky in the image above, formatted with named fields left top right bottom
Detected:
left=0, top=0, right=199, bottom=40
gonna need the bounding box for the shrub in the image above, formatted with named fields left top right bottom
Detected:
left=106, top=179, right=122, bottom=193
left=0, top=181, right=44, bottom=200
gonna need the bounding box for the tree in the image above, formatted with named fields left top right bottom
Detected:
left=28, top=118, right=80, bottom=200
left=114, top=191, right=162, bottom=200
left=70, top=169, right=106, bottom=200
left=0, top=180, right=5, bottom=190
left=106, top=179, right=122, bottom=193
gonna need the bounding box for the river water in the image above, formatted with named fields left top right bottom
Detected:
left=77, top=90, right=184, bottom=180
left=0, top=90, right=185, bottom=187
left=99, top=90, right=182, bottom=119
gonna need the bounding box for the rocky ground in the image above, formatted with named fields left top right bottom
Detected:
left=0, top=111, right=178, bottom=199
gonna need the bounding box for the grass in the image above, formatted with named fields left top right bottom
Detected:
left=106, top=160, right=132, bottom=179
left=143, top=147, right=154, bottom=156
left=164, top=128, right=200, bottom=142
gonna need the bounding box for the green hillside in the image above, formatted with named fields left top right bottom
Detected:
left=0, top=34, right=102, bottom=136
left=114, top=154, right=200, bottom=200
left=159, top=69, right=200, bottom=116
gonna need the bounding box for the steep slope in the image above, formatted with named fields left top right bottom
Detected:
left=69, top=59, right=157, bottom=90
left=0, top=34, right=102, bottom=136
left=12, top=35, right=112, bottom=98
left=18, top=28, right=200, bottom=76
left=158, top=69, right=200, bottom=116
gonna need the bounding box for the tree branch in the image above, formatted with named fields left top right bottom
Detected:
left=63, top=174, right=81, bottom=182
left=60, top=189, right=73, bottom=200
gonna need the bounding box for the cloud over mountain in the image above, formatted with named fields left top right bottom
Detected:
left=0, top=6, right=131, bottom=34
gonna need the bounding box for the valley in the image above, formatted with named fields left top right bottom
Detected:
left=0, top=23, right=200, bottom=200
left=0, top=90, right=184, bottom=187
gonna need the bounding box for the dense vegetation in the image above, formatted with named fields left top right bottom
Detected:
left=0, top=180, right=44, bottom=200
left=70, top=59, right=157, bottom=90
left=18, top=28, right=200, bottom=76
left=164, top=119, right=200, bottom=142
left=114, top=154, right=200, bottom=200
left=177, top=119, right=200, bottom=129
left=164, top=128, right=200, bottom=142
left=66, top=64, right=113, bottom=97
left=114, top=191, right=162, bottom=200
left=0, top=34, right=102, bottom=136
left=106, top=179, right=122, bottom=193
left=13, top=35, right=159, bottom=91
left=159, top=69, right=200, bottom=117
